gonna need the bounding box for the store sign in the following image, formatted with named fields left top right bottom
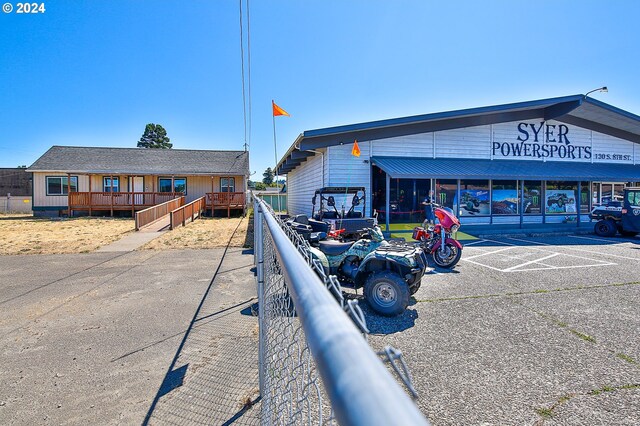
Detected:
left=492, top=122, right=592, bottom=160
left=492, top=121, right=632, bottom=161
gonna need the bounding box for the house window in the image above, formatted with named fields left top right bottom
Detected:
left=221, top=177, right=235, bottom=193
left=174, top=178, right=186, bottom=194
left=46, top=176, right=78, bottom=196
left=103, top=177, right=119, bottom=192
left=158, top=177, right=187, bottom=194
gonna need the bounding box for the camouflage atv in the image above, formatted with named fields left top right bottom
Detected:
left=308, top=226, right=428, bottom=316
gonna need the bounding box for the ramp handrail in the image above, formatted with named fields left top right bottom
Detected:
left=254, top=197, right=429, bottom=425
left=170, top=196, right=206, bottom=230
left=135, top=196, right=184, bottom=231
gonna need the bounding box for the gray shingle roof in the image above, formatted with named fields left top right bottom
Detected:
left=27, top=146, right=249, bottom=175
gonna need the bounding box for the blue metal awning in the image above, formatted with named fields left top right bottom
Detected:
left=371, top=156, right=640, bottom=181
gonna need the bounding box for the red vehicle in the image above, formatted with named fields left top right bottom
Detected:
left=412, top=204, right=463, bottom=268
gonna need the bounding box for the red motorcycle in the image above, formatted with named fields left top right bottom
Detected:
left=412, top=204, right=463, bottom=268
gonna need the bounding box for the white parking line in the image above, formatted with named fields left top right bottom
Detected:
left=462, top=239, right=487, bottom=246
left=460, top=258, right=508, bottom=272
left=502, top=253, right=559, bottom=272
left=461, top=236, right=618, bottom=273
left=504, top=237, right=638, bottom=261
left=463, top=246, right=515, bottom=260
left=509, top=263, right=616, bottom=273
left=569, top=235, right=619, bottom=243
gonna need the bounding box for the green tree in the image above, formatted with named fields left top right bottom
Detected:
left=137, top=123, right=172, bottom=149
left=254, top=182, right=267, bottom=191
left=262, top=167, right=274, bottom=185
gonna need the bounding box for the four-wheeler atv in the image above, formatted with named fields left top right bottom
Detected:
left=590, top=187, right=640, bottom=237
left=292, top=221, right=428, bottom=316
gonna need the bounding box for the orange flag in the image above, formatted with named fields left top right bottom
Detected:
left=272, top=101, right=290, bottom=117
left=352, top=140, right=361, bottom=157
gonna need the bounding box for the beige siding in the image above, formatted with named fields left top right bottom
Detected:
left=33, top=172, right=89, bottom=208
left=32, top=173, right=246, bottom=208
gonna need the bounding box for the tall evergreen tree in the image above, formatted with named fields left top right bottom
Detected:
left=262, top=167, right=274, bottom=185
left=137, top=124, right=172, bottom=149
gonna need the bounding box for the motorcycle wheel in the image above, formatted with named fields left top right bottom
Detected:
left=432, top=243, right=462, bottom=268
left=364, top=271, right=410, bottom=317
left=594, top=219, right=617, bottom=237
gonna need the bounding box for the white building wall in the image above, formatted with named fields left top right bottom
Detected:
left=366, top=120, right=639, bottom=164
left=286, top=153, right=324, bottom=216
left=372, top=134, right=434, bottom=158
left=326, top=142, right=372, bottom=216
left=591, top=131, right=635, bottom=164
left=435, top=125, right=492, bottom=159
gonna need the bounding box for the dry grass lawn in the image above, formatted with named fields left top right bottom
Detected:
left=0, top=215, right=134, bottom=255
left=142, top=216, right=252, bottom=250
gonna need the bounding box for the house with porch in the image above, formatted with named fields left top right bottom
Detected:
left=27, top=146, right=249, bottom=217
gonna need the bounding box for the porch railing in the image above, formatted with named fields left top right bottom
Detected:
left=69, top=192, right=184, bottom=209
left=170, top=196, right=206, bottom=230
left=206, top=192, right=246, bottom=207
left=135, top=197, right=185, bottom=231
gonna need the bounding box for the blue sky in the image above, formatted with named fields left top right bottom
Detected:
left=1, top=1, right=639, bottom=178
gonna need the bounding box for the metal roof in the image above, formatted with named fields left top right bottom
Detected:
left=27, top=146, right=249, bottom=175
left=277, top=95, right=640, bottom=174
left=372, top=156, right=640, bottom=182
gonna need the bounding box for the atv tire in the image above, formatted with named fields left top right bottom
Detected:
left=594, top=219, right=617, bottom=237
left=364, top=271, right=410, bottom=316
left=409, top=280, right=421, bottom=295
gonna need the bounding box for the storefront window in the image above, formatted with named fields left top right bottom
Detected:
left=580, top=182, right=590, bottom=214
left=492, top=180, right=519, bottom=215
left=601, top=184, right=612, bottom=204
left=523, top=181, right=542, bottom=214
left=545, top=181, right=578, bottom=214
left=435, top=179, right=457, bottom=213
left=459, top=180, right=489, bottom=216
left=371, top=166, right=386, bottom=219
left=592, top=182, right=600, bottom=205
left=614, top=184, right=625, bottom=201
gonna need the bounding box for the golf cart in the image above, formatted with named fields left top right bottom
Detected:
left=311, top=187, right=376, bottom=238
left=590, top=187, right=640, bottom=237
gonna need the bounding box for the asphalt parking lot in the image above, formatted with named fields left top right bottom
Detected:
left=364, top=233, right=640, bottom=425
left=0, top=248, right=259, bottom=425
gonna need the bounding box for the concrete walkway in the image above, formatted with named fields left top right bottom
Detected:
left=96, top=216, right=170, bottom=252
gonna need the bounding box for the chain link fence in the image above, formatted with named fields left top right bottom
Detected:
left=253, top=196, right=429, bottom=426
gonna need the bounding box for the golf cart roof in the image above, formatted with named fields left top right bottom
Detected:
left=314, top=187, right=365, bottom=195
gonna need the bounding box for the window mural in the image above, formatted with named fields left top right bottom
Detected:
left=458, top=180, right=490, bottom=216
left=523, top=181, right=542, bottom=214
left=492, top=180, right=519, bottom=215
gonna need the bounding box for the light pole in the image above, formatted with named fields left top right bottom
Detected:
left=584, top=86, right=608, bottom=98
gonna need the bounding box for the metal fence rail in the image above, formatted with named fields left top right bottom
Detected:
left=254, top=197, right=429, bottom=426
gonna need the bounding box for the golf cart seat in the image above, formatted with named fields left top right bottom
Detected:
left=318, top=240, right=353, bottom=256
left=321, top=210, right=339, bottom=219
left=346, top=210, right=363, bottom=218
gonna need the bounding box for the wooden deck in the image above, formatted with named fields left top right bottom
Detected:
left=206, top=192, right=246, bottom=217
left=68, top=191, right=246, bottom=217
left=69, top=192, right=183, bottom=215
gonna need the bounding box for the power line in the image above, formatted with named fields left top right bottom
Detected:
left=246, top=0, right=252, bottom=150
left=239, top=0, right=248, bottom=152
